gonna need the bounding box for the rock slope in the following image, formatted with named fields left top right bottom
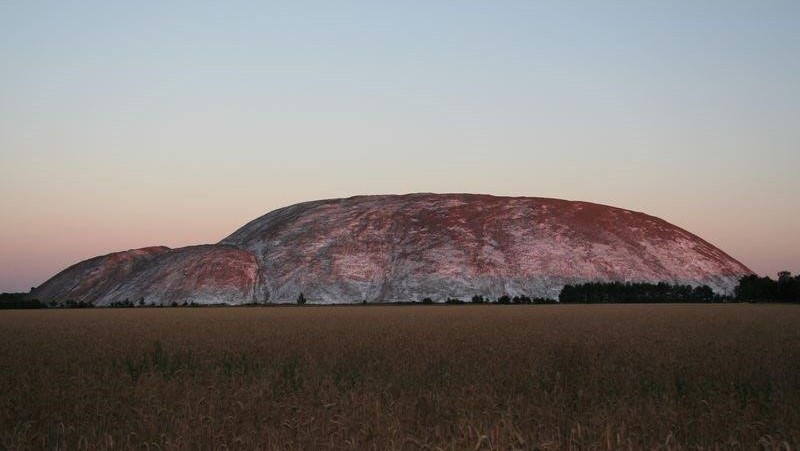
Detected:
left=31, top=194, right=753, bottom=305
left=30, top=246, right=170, bottom=304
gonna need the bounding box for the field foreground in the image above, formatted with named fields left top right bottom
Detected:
left=1, top=305, right=799, bottom=449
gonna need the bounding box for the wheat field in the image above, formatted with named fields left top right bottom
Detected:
left=1, top=304, right=799, bottom=449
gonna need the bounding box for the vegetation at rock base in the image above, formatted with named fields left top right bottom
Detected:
left=6, top=272, right=799, bottom=310
left=0, top=292, right=45, bottom=309
left=1, top=305, right=799, bottom=449
left=735, top=271, right=800, bottom=302
left=559, top=281, right=720, bottom=303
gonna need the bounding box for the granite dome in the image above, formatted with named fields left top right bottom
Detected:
left=32, top=194, right=752, bottom=305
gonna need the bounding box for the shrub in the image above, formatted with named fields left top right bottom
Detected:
left=64, top=299, right=94, bottom=309
left=110, top=299, right=135, bottom=308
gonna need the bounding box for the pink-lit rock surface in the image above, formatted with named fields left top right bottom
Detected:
left=32, top=194, right=753, bottom=305
left=222, top=194, right=752, bottom=302
left=93, top=245, right=260, bottom=305
left=29, top=246, right=170, bottom=304
left=31, top=245, right=259, bottom=306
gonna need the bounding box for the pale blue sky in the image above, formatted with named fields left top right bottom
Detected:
left=1, top=1, right=799, bottom=292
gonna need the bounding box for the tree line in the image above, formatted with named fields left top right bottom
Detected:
left=419, top=295, right=557, bottom=304
left=558, top=282, right=719, bottom=303
left=735, top=272, right=800, bottom=302
left=3, top=272, right=798, bottom=309
left=558, top=272, right=800, bottom=304
left=0, top=292, right=47, bottom=309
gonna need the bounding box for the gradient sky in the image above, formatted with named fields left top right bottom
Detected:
left=1, top=1, right=799, bottom=292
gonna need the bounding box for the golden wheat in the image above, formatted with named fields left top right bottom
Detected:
left=1, top=304, right=798, bottom=449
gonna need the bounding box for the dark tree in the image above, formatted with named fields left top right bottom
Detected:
left=777, top=272, right=800, bottom=302
left=691, top=285, right=715, bottom=302
left=297, top=293, right=307, bottom=305
left=560, top=282, right=723, bottom=304
left=735, top=275, right=779, bottom=301
left=0, top=292, right=46, bottom=309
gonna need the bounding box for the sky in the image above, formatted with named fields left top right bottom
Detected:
left=1, top=1, right=799, bottom=292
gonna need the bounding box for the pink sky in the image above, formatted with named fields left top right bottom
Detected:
left=2, top=2, right=799, bottom=292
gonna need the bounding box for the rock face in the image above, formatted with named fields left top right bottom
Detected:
left=32, top=245, right=259, bottom=306
left=30, top=246, right=170, bottom=304
left=91, top=245, right=260, bottom=306
left=31, top=194, right=753, bottom=305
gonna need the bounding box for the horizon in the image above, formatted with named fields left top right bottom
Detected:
left=6, top=191, right=762, bottom=291
left=2, top=1, right=799, bottom=292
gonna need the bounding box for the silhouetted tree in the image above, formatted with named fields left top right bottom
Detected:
left=777, top=272, right=800, bottom=302
left=297, top=293, right=307, bottom=305
left=736, top=275, right=778, bottom=301
left=560, top=282, right=723, bottom=303
left=0, top=293, right=46, bottom=309
left=736, top=272, right=800, bottom=302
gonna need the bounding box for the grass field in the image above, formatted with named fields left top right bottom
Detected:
left=1, top=304, right=799, bottom=449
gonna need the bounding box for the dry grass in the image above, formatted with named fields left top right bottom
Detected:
left=1, top=304, right=799, bottom=449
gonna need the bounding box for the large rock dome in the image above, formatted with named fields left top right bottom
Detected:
left=31, top=194, right=752, bottom=305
